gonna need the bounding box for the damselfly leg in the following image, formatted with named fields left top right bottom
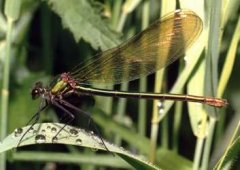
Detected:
left=17, top=100, right=48, bottom=147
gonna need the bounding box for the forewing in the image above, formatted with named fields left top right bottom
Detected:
left=70, top=10, right=203, bottom=85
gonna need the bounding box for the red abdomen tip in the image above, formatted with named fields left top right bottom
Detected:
left=206, top=98, right=228, bottom=107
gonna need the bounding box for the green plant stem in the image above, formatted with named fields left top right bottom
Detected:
left=214, top=109, right=226, bottom=143
left=115, top=82, right=128, bottom=143
left=157, top=42, right=204, bottom=121
left=204, top=0, right=222, bottom=116
left=193, top=138, right=204, bottom=170
left=114, top=0, right=141, bottom=145
left=201, top=1, right=222, bottom=169
left=172, top=60, right=184, bottom=152
left=217, top=16, right=240, bottom=98
left=214, top=17, right=240, bottom=169
left=149, top=122, right=159, bottom=162
left=138, top=0, right=149, bottom=137
left=0, top=18, right=13, bottom=170
left=162, top=115, right=169, bottom=149
left=172, top=101, right=182, bottom=152
left=91, top=1, right=121, bottom=166
left=0, top=13, right=6, bottom=32
left=114, top=6, right=128, bottom=145
left=150, top=69, right=164, bottom=162
left=117, top=11, right=127, bottom=32
left=149, top=1, right=176, bottom=162
left=201, top=118, right=216, bottom=170
left=215, top=118, right=240, bottom=169
left=111, top=0, right=122, bottom=29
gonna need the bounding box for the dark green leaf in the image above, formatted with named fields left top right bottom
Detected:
left=46, top=0, right=120, bottom=50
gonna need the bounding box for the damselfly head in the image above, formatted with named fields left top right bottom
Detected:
left=31, top=81, right=45, bottom=100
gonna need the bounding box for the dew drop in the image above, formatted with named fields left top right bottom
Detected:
left=47, top=126, right=51, bottom=129
left=159, top=108, right=164, bottom=115
left=75, top=139, right=82, bottom=145
left=69, top=128, right=78, bottom=136
left=14, top=128, right=23, bottom=137
left=157, top=101, right=163, bottom=108
left=52, top=136, right=58, bottom=143
left=35, top=134, right=46, bottom=144
left=41, top=129, right=46, bottom=133
left=157, top=101, right=165, bottom=116
left=51, top=127, right=57, bottom=133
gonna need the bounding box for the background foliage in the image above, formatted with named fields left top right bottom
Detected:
left=0, top=0, right=239, bottom=169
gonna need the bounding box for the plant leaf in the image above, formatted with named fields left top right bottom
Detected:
left=0, top=123, right=159, bottom=170
left=214, top=135, right=240, bottom=169
left=156, top=149, right=193, bottom=170
left=46, top=0, right=120, bottom=50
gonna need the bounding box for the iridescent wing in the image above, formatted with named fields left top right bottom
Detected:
left=70, top=9, right=203, bottom=85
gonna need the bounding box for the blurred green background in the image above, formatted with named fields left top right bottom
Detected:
left=0, top=0, right=239, bottom=169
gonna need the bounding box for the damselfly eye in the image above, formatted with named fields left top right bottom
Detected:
left=31, top=81, right=43, bottom=100
left=31, top=88, right=40, bottom=100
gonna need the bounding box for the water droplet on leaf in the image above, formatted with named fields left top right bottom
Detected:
left=69, top=128, right=78, bottom=136
left=76, top=139, right=82, bottom=145
left=51, top=127, right=57, bottom=133
left=52, top=136, right=58, bottom=143
left=14, top=128, right=23, bottom=137
left=35, top=134, right=46, bottom=144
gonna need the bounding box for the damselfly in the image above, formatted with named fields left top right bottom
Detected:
left=18, top=9, right=227, bottom=147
